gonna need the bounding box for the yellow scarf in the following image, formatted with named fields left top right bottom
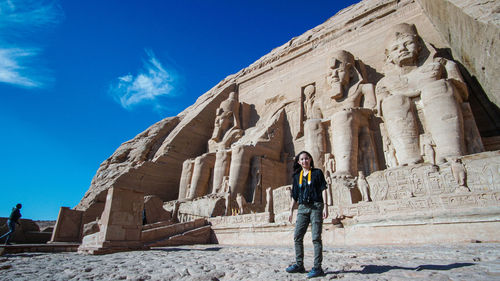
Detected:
left=299, top=170, right=311, bottom=186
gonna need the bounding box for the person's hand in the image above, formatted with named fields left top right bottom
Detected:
left=288, top=211, right=294, bottom=223
left=323, top=205, right=329, bottom=219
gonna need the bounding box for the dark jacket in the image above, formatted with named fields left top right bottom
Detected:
left=291, top=168, right=327, bottom=204
left=9, top=208, right=21, bottom=223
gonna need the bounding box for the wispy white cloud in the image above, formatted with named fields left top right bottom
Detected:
left=0, top=48, right=42, bottom=87
left=109, top=49, right=177, bottom=110
left=0, top=0, right=63, bottom=88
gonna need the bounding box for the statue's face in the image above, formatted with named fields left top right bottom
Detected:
left=386, top=35, right=419, bottom=66
left=329, top=60, right=351, bottom=86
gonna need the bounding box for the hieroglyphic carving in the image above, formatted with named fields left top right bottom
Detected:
left=331, top=177, right=358, bottom=205
left=272, top=185, right=292, bottom=215
left=459, top=151, right=500, bottom=192
left=209, top=212, right=273, bottom=225
left=369, top=164, right=446, bottom=201
left=366, top=152, right=500, bottom=201
left=340, top=191, right=500, bottom=218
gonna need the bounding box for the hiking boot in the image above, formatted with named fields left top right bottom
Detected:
left=307, top=267, right=325, bottom=278
left=285, top=263, right=305, bottom=273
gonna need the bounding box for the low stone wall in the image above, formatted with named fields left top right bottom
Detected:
left=211, top=206, right=500, bottom=246
left=50, top=207, right=84, bottom=243
left=210, top=151, right=500, bottom=246
left=0, top=218, right=52, bottom=244
left=142, top=218, right=206, bottom=243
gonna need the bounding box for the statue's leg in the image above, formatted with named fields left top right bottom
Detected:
left=188, top=153, right=216, bottom=199
left=212, top=150, right=231, bottom=194
left=421, top=80, right=465, bottom=163
left=331, top=110, right=358, bottom=176
left=228, top=145, right=254, bottom=200
left=178, top=159, right=195, bottom=200
left=381, top=95, right=421, bottom=165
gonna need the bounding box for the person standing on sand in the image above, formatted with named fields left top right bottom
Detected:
left=0, top=203, right=22, bottom=245
left=286, top=151, right=328, bottom=278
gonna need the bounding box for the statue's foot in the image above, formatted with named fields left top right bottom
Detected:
left=454, top=186, right=471, bottom=193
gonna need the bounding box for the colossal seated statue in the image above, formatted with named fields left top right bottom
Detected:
left=179, top=91, right=286, bottom=206
left=376, top=23, right=480, bottom=165
left=179, top=92, right=243, bottom=200
left=300, top=50, right=378, bottom=205
left=313, top=50, right=377, bottom=177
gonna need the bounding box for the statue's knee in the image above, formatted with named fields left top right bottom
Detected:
left=333, top=110, right=353, bottom=123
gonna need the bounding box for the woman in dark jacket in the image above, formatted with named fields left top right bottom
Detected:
left=286, top=151, right=328, bottom=278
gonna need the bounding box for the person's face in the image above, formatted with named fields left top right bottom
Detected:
left=298, top=153, right=311, bottom=170
left=386, top=35, right=419, bottom=66
left=329, top=60, right=351, bottom=86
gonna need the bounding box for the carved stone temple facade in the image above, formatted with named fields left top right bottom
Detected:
left=51, top=0, right=500, bottom=252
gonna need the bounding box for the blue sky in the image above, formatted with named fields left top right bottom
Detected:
left=0, top=0, right=359, bottom=221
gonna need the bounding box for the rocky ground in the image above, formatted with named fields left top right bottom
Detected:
left=1, top=243, right=499, bottom=280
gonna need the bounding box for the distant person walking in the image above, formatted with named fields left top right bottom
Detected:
left=0, top=203, right=22, bottom=245
left=286, top=151, right=328, bottom=278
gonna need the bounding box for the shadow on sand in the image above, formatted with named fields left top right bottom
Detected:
left=327, top=262, right=475, bottom=275
left=152, top=247, right=223, bottom=252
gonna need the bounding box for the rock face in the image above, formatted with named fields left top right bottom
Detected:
left=418, top=0, right=500, bottom=108
left=58, top=0, right=500, bottom=245
left=417, top=0, right=500, bottom=138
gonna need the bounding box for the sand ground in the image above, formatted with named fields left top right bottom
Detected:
left=1, top=243, right=500, bottom=280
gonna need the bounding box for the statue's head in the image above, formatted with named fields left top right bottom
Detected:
left=303, top=84, right=315, bottom=99
left=228, top=91, right=237, bottom=100
left=384, top=23, right=421, bottom=67
left=16, top=203, right=22, bottom=209
left=328, top=50, right=355, bottom=87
